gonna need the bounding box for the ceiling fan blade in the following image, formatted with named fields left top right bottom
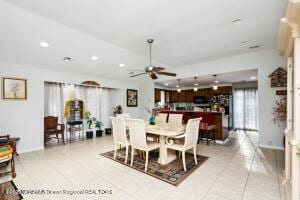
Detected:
left=129, top=73, right=147, bottom=78
left=127, top=69, right=145, bottom=72
left=150, top=73, right=158, bottom=79
left=152, top=67, right=165, bottom=72
left=156, top=71, right=177, bottom=77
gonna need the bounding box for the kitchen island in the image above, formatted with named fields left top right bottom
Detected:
left=159, top=110, right=229, bottom=141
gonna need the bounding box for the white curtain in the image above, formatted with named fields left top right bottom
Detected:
left=44, top=83, right=64, bottom=122
left=233, top=88, right=258, bottom=130
left=44, top=82, right=112, bottom=128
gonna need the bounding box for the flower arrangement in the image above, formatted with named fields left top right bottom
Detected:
left=272, top=96, right=287, bottom=126
left=113, top=105, right=122, bottom=116
left=145, top=107, right=158, bottom=117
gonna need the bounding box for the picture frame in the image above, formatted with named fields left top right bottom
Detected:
left=127, top=89, right=138, bottom=107
left=2, top=77, right=27, bottom=100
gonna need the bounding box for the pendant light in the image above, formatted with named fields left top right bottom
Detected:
left=193, top=77, right=198, bottom=92
left=177, top=79, right=181, bottom=93
left=213, top=74, right=218, bottom=90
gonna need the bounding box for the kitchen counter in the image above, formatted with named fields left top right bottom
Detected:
left=159, top=110, right=228, bottom=141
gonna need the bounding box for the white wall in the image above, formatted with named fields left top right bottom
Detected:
left=0, top=61, right=140, bottom=153
left=151, top=49, right=286, bottom=149
left=139, top=82, right=155, bottom=120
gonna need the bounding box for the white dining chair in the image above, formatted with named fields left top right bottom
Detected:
left=111, top=117, right=131, bottom=164
left=127, top=119, right=160, bottom=172
left=155, top=113, right=168, bottom=124
left=116, top=113, right=131, bottom=119
left=166, top=118, right=202, bottom=172
left=168, top=114, right=183, bottom=124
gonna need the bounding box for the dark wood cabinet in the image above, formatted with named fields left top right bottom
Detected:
left=154, top=86, right=231, bottom=103
left=185, top=90, right=194, bottom=102
left=171, top=90, right=179, bottom=102
left=155, top=89, right=161, bottom=102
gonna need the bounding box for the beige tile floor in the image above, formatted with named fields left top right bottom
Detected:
left=0, top=131, right=286, bottom=200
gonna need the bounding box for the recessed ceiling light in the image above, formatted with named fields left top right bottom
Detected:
left=249, top=45, right=260, bottom=49
left=119, top=63, right=125, bottom=67
left=232, top=19, right=242, bottom=24
left=164, top=83, right=169, bottom=86
left=250, top=76, right=256, bottom=80
left=40, top=41, right=49, bottom=47
left=91, top=56, right=98, bottom=61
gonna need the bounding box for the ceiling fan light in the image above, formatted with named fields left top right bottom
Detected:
left=193, top=87, right=198, bottom=92
left=213, top=85, right=218, bottom=90
left=177, top=88, right=181, bottom=93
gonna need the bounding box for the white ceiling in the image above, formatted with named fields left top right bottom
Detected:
left=155, top=69, right=258, bottom=88
left=0, top=0, right=287, bottom=78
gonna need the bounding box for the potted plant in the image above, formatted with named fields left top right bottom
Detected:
left=84, top=111, right=94, bottom=139
left=95, top=120, right=104, bottom=137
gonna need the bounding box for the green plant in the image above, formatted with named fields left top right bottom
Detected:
left=95, top=120, right=104, bottom=130
left=84, top=111, right=94, bottom=129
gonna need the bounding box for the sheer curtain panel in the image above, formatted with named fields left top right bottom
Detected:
left=233, top=88, right=258, bottom=130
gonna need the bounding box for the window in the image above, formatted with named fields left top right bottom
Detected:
left=233, top=88, right=258, bottom=130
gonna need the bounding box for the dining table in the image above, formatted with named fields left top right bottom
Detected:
left=145, top=122, right=186, bottom=165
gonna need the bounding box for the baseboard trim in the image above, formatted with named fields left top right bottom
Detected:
left=18, top=146, right=44, bottom=154
left=258, top=144, right=284, bottom=150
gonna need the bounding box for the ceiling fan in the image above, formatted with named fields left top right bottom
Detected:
left=128, top=39, right=177, bottom=80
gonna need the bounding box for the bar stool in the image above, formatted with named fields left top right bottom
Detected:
left=199, top=122, right=216, bottom=145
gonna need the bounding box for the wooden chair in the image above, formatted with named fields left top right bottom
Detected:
left=199, top=122, right=216, bottom=145
left=44, top=116, right=65, bottom=146
left=0, top=135, right=16, bottom=178
left=127, top=119, right=160, bottom=172
left=166, top=118, right=202, bottom=172
left=111, top=117, right=131, bottom=164
left=193, top=112, right=216, bottom=145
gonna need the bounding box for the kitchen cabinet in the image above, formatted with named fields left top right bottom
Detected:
left=154, top=86, right=231, bottom=103
left=155, top=89, right=161, bottom=102
left=171, top=91, right=179, bottom=102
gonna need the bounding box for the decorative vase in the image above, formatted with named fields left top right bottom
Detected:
left=149, top=115, right=155, bottom=125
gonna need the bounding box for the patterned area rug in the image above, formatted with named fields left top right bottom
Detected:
left=101, top=148, right=208, bottom=186
left=0, top=181, right=23, bottom=200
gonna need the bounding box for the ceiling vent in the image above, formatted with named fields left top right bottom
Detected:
left=62, top=57, right=73, bottom=62
left=249, top=45, right=260, bottom=49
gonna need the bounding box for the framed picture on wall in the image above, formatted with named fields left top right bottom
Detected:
left=127, top=89, right=138, bottom=107
left=2, top=77, right=27, bottom=100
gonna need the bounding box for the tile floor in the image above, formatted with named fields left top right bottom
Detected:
left=0, top=131, right=286, bottom=200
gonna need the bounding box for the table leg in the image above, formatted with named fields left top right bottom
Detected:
left=158, top=135, right=177, bottom=165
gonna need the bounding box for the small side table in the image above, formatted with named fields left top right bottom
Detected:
left=0, top=137, right=20, bottom=156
